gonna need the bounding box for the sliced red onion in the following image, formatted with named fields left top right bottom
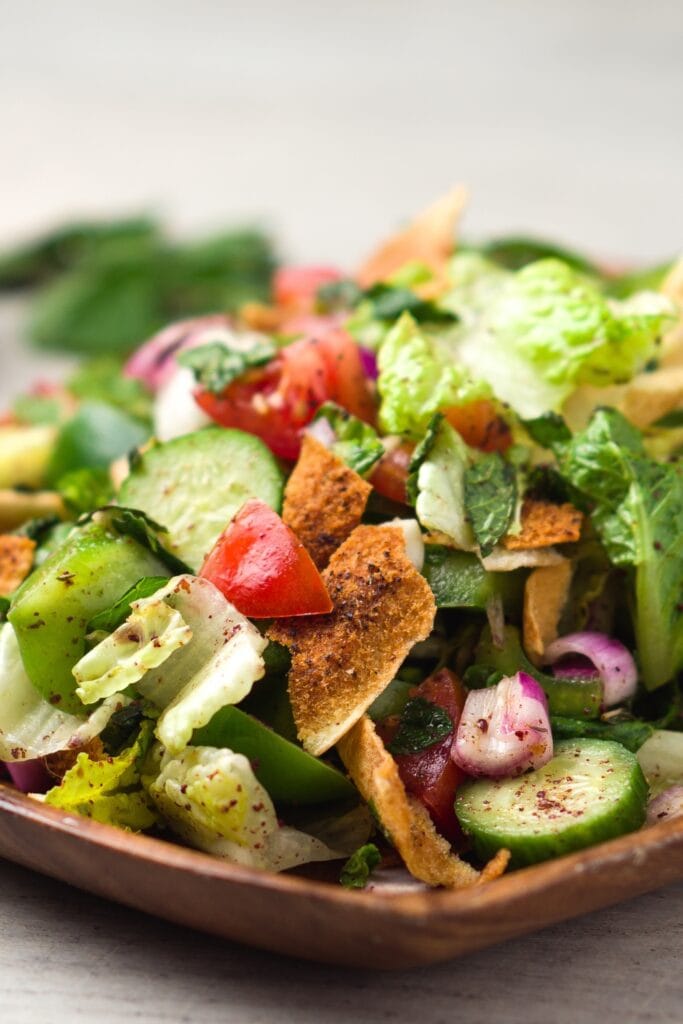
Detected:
left=646, top=786, right=683, bottom=827
left=124, top=314, right=232, bottom=392
left=452, top=672, right=552, bottom=778
left=4, top=759, right=52, bottom=794
left=305, top=416, right=337, bottom=449
left=359, top=347, right=379, bottom=380
left=543, top=632, right=637, bottom=708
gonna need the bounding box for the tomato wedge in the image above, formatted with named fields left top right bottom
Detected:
left=195, top=329, right=376, bottom=461
left=379, top=669, right=469, bottom=846
left=369, top=442, right=415, bottom=505
left=200, top=499, right=333, bottom=619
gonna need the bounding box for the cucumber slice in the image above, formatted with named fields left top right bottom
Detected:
left=455, top=739, right=648, bottom=867
left=192, top=705, right=355, bottom=805
left=118, top=426, right=284, bottom=571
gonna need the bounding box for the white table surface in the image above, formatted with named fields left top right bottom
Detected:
left=1, top=3, right=682, bottom=1020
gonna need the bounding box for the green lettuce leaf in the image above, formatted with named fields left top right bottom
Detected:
left=556, top=408, right=683, bottom=689
left=311, top=402, right=384, bottom=475
left=456, top=260, right=674, bottom=418
left=57, top=467, right=114, bottom=516
left=377, top=313, right=490, bottom=437
left=147, top=745, right=340, bottom=871
left=464, top=452, right=516, bottom=557
left=0, top=623, right=124, bottom=762
left=45, top=720, right=158, bottom=830
left=410, top=416, right=476, bottom=549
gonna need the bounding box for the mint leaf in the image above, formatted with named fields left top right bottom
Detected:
left=387, top=697, right=453, bottom=755
left=339, top=843, right=381, bottom=889
left=179, top=339, right=276, bottom=395
left=365, top=283, right=457, bottom=325
left=312, top=402, right=384, bottom=476
left=523, top=412, right=572, bottom=450
left=464, top=452, right=516, bottom=556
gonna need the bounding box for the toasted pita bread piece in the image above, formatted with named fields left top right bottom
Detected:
left=619, top=365, right=683, bottom=429
left=503, top=499, right=583, bottom=551
left=282, top=434, right=372, bottom=569
left=0, top=490, right=66, bottom=532
left=0, top=535, right=36, bottom=596
left=356, top=186, right=467, bottom=293
left=338, top=716, right=509, bottom=888
left=523, top=559, right=573, bottom=665
left=269, top=525, right=435, bottom=756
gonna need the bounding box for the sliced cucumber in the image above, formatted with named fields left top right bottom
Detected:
left=455, top=739, right=648, bottom=867
left=118, top=426, right=284, bottom=571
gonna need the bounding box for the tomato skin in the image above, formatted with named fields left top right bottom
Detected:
left=273, top=266, right=342, bottom=310
left=380, top=669, right=469, bottom=846
left=369, top=442, right=415, bottom=505
left=200, top=499, right=333, bottom=618
left=444, top=400, right=512, bottom=453
left=195, top=330, right=376, bottom=461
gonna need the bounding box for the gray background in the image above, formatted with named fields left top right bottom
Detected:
left=0, top=1, right=682, bottom=1020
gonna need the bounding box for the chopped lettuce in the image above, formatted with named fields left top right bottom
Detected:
left=410, top=416, right=476, bottom=549
left=377, top=313, right=489, bottom=437
left=74, top=598, right=193, bottom=704
left=147, top=745, right=340, bottom=871
left=74, top=575, right=267, bottom=753
left=457, top=260, right=674, bottom=418
left=44, top=720, right=157, bottom=830
left=555, top=409, right=683, bottom=689
left=0, top=622, right=123, bottom=762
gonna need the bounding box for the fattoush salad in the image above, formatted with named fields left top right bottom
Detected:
left=1, top=188, right=682, bottom=890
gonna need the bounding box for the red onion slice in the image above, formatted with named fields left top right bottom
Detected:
left=452, top=672, right=552, bottom=778
left=124, top=314, right=233, bottom=392
left=4, top=759, right=52, bottom=794
left=646, top=786, right=683, bottom=826
left=543, top=632, right=637, bottom=708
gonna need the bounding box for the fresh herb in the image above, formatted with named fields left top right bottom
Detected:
left=464, top=452, right=516, bottom=556
left=523, top=412, right=572, bottom=449
left=13, top=515, right=62, bottom=543
left=477, top=236, right=599, bottom=275
left=179, top=339, right=276, bottom=395
left=46, top=401, right=150, bottom=484
left=364, top=283, right=458, bottom=325
left=99, top=702, right=148, bottom=755
left=87, top=576, right=170, bottom=633
left=387, top=697, right=453, bottom=755
left=422, top=545, right=525, bottom=614
left=312, top=402, right=384, bottom=476
left=406, top=412, right=444, bottom=505
left=67, top=357, right=152, bottom=422
left=98, top=506, right=192, bottom=575
left=339, top=843, right=381, bottom=889
left=550, top=714, right=654, bottom=753
left=316, top=278, right=362, bottom=312
left=652, top=408, right=683, bottom=429
left=57, top=467, right=114, bottom=516
left=0, top=596, right=10, bottom=622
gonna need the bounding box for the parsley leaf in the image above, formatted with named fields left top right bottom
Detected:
left=463, top=452, right=517, bottom=557
left=95, top=506, right=191, bottom=575
left=87, top=576, right=170, bottom=634
left=312, top=402, right=384, bottom=476
left=339, top=843, right=381, bottom=889
left=387, top=697, right=453, bottom=755
left=179, top=339, right=276, bottom=395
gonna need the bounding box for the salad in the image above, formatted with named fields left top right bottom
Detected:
left=1, top=187, right=682, bottom=891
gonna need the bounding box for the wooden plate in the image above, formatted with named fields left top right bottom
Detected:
left=1, top=782, right=681, bottom=969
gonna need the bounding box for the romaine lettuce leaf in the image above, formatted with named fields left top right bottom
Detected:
left=555, top=408, right=683, bottom=689
left=0, top=622, right=124, bottom=762
left=44, top=720, right=158, bottom=830
left=377, top=313, right=489, bottom=437
left=454, top=259, right=674, bottom=418
left=147, top=745, right=340, bottom=871
left=73, top=575, right=267, bottom=753
left=410, top=416, right=476, bottom=549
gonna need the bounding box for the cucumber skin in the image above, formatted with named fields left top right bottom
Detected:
left=455, top=739, right=648, bottom=868
left=119, top=427, right=284, bottom=571
left=9, top=523, right=168, bottom=714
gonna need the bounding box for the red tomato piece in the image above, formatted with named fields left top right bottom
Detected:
left=195, top=329, right=376, bottom=461
left=444, top=400, right=512, bottom=453
left=369, top=442, right=415, bottom=505
left=200, top=499, right=333, bottom=619
left=380, top=669, right=469, bottom=846
left=273, top=265, right=342, bottom=310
